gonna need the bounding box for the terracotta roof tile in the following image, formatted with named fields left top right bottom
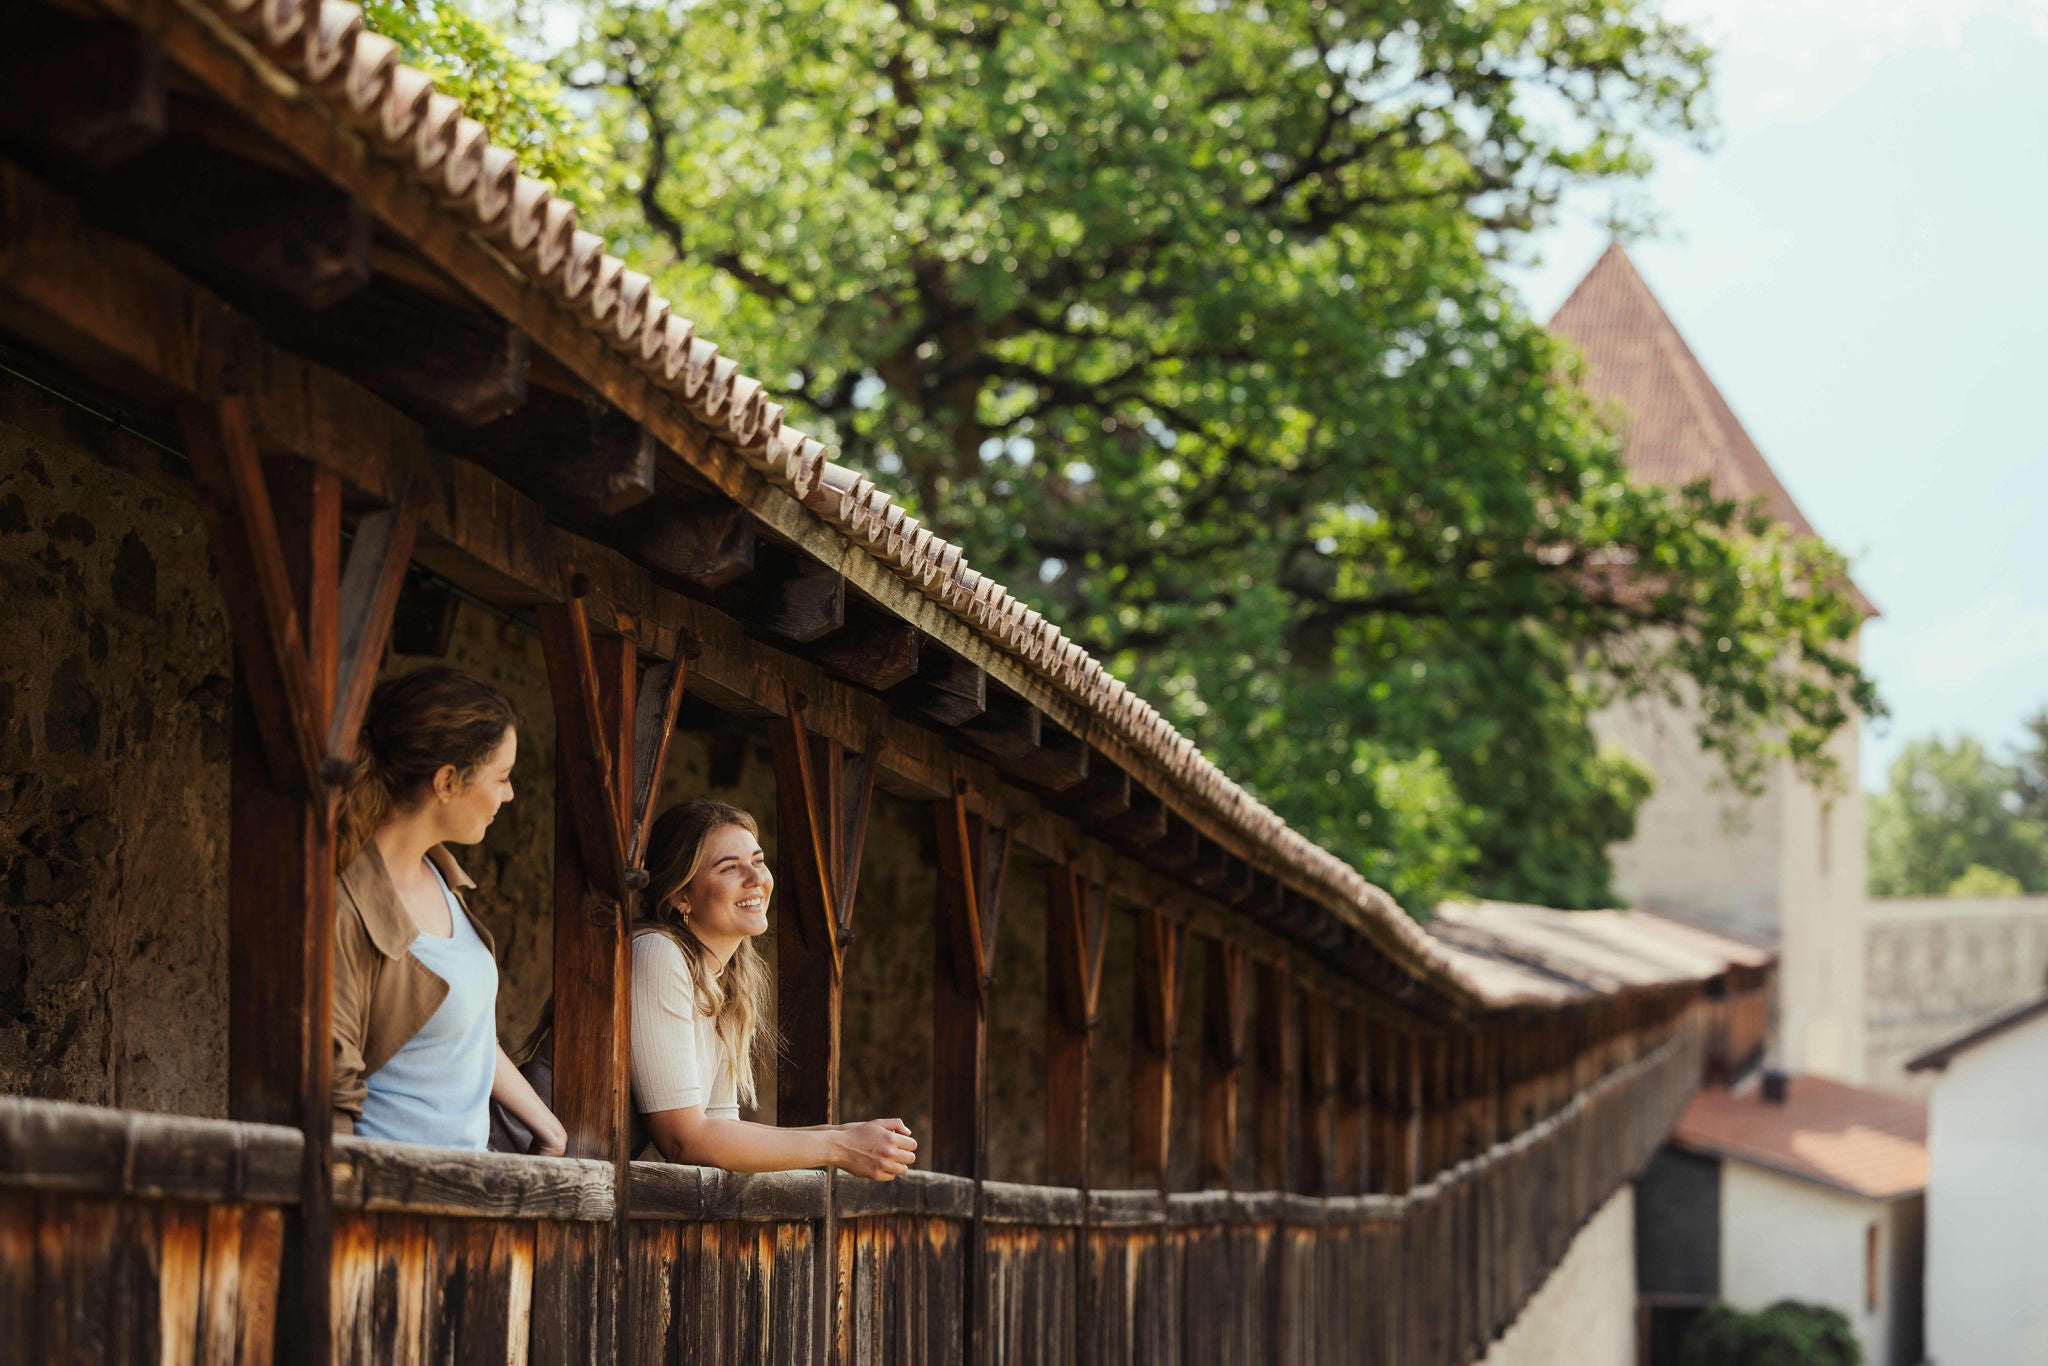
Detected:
left=1549, top=245, right=1874, bottom=616
left=1674, top=1076, right=1927, bottom=1199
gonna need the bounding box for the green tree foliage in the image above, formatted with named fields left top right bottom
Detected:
left=1678, top=1301, right=1861, bottom=1366
left=372, top=0, right=1880, bottom=911
left=2011, top=708, right=2048, bottom=825
left=1948, top=863, right=2024, bottom=898
left=1868, top=736, right=2048, bottom=897
left=360, top=0, right=611, bottom=207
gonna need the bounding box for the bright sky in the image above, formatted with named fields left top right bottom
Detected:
left=1504, top=0, right=2048, bottom=791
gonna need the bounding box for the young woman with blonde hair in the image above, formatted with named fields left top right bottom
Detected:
left=331, top=666, right=565, bottom=1156
left=630, top=799, right=917, bottom=1180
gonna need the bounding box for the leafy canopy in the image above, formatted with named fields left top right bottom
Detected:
left=381, top=0, right=1879, bottom=911
left=1868, top=733, right=2048, bottom=897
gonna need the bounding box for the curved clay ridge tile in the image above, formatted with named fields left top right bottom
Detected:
left=191, top=0, right=1706, bottom=1012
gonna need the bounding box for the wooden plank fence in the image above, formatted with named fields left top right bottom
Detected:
left=1, top=1017, right=1701, bottom=1364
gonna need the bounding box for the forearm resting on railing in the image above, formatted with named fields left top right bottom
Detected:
left=643, top=1107, right=916, bottom=1180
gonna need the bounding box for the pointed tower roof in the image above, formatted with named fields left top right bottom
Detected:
left=1550, top=243, right=1872, bottom=613
left=1550, top=242, right=1815, bottom=532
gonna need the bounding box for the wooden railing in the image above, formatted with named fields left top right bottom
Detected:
left=0, top=1016, right=1702, bottom=1365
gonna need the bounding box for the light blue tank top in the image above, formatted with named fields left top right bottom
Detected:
left=357, top=863, right=498, bottom=1151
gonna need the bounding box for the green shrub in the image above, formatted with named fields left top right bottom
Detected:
left=1678, top=1300, right=1860, bottom=1366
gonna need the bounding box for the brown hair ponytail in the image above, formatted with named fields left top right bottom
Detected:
left=336, top=666, right=520, bottom=868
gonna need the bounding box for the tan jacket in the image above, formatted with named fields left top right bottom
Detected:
left=331, top=842, right=498, bottom=1134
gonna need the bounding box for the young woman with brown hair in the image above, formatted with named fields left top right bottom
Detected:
left=630, top=800, right=917, bottom=1180
left=331, top=666, right=565, bottom=1155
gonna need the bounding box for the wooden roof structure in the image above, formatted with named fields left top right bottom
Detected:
left=0, top=0, right=1781, bottom=1025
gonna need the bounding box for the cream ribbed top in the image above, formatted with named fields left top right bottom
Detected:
left=629, top=932, right=740, bottom=1119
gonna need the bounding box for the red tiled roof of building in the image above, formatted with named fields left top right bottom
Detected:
left=1549, top=244, right=1875, bottom=616
left=1674, top=1075, right=1927, bottom=1200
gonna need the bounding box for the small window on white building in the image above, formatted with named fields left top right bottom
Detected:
left=1866, top=1221, right=1880, bottom=1312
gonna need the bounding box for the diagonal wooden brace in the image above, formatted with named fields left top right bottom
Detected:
left=325, top=481, right=425, bottom=772
left=180, top=394, right=325, bottom=796
left=537, top=578, right=631, bottom=906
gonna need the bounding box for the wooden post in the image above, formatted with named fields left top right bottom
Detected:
left=1299, top=990, right=1336, bottom=1194
left=185, top=394, right=421, bottom=1366
left=1130, top=906, right=1188, bottom=1189
left=1199, top=938, right=1248, bottom=1190
left=1046, top=863, right=1107, bottom=1189
left=932, top=782, right=1009, bottom=1366
left=219, top=456, right=337, bottom=1365
left=1335, top=1009, right=1368, bottom=1195
left=768, top=687, right=879, bottom=1129
left=1254, top=960, right=1298, bottom=1192
left=538, top=577, right=688, bottom=1366
left=931, top=783, right=1010, bottom=1177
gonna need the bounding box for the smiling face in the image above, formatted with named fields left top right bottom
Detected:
left=677, top=822, right=773, bottom=955
left=430, top=725, right=517, bottom=845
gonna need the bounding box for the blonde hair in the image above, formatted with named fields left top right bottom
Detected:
left=336, top=667, right=519, bottom=868
left=635, top=800, right=779, bottom=1109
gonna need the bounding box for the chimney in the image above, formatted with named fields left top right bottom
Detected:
left=1761, top=1069, right=1789, bottom=1104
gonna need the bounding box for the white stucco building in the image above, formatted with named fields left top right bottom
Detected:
left=1906, top=992, right=2048, bottom=1366
left=1551, top=246, right=1875, bottom=1084
left=1635, top=1073, right=1926, bottom=1366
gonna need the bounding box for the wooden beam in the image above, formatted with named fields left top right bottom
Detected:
left=0, top=12, right=164, bottom=168
left=94, top=134, right=371, bottom=311
left=1046, top=863, right=1107, bottom=1189
left=957, top=687, right=1042, bottom=761
left=1186, top=838, right=1230, bottom=895
left=768, top=691, right=879, bottom=1128
left=1145, top=813, right=1201, bottom=874
left=1299, top=990, right=1336, bottom=1195
left=1254, top=960, right=1298, bottom=1192
left=1130, top=906, right=1188, bottom=1189
left=808, top=603, right=920, bottom=691
left=931, top=784, right=1010, bottom=1177
left=326, top=486, right=424, bottom=767
left=283, top=277, right=530, bottom=426
left=1006, top=719, right=1090, bottom=792
left=1067, top=760, right=1131, bottom=823
left=536, top=586, right=631, bottom=905
left=1200, top=938, right=1248, bottom=1190
left=891, top=644, right=986, bottom=726
left=1103, top=785, right=1168, bottom=846
left=740, top=547, right=845, bottom=645
left=179, top=396, right=325, bottom=796
left=445, top=390, right=656, bottom=515
left=626, top=650, right=690, bottom=868
left=1336, top=1010, right=1368, bottom=1195
left=614, top=496, right=757, bottom=590
left=222, top=457, right=336, bottom=1366
left=546, top=629, right=634, bottom=1361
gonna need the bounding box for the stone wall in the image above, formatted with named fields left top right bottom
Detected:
left=1865, top=894, right=2048, bottom=1096
left=0, top=386, right=231, bottom=1116
left=1476, top=1184, right=1637, bottom=1366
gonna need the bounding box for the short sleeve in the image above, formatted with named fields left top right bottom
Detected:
left=630, top=935, right=706, bottom=1114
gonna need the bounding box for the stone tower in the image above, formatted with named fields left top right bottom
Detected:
left=1551, top=243, right=1874, bottom=1082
